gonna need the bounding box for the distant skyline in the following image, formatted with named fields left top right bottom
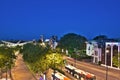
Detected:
left=0, top=0, right=120, bottom=40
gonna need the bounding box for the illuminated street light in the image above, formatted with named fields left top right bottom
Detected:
left=43, top=57, right=47, bottom=80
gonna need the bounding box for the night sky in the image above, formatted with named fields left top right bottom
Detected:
left=0, top=0, right=120, bottom=40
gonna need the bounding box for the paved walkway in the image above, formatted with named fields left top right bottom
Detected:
left=11, top=54, right=36, bottom=80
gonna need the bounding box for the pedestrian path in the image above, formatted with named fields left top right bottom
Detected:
left=11, top=54, right=36, bottom=80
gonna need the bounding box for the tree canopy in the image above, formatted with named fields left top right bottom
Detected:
left=58, top=33, right=87, bottom=52
left=93, top=35, right=108, bottom=40
left=21, top=43, right=64, bottom=73
left=0, top=46, right=16, bottom=78
left=0, top=47, right=15, bottom=68
left=113, top=54, right=120, bottom=67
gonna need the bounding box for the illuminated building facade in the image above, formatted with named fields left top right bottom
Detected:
left=86, top=41, right=120, bottom=69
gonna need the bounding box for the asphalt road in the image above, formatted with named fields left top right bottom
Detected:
left=66, top=57, right=120, bottom=80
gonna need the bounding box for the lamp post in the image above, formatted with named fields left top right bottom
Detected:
left=74, top=48, right=77, bottom=67
left=105, top=49, right=109, bottom=80
left=53, top=53, right=56, bottom=80
left=43, top=57, right=47, bottom=80
left=6, top=65, right=7, bottom=80
left=5, top=62, right=9, bottom=80
left=9, top=52, right=14, bottom=80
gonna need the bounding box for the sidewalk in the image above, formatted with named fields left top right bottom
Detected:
left=11, top=54, right=36, bottom=80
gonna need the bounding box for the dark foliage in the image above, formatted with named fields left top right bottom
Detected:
left=58, top=33, right=87, bottom=53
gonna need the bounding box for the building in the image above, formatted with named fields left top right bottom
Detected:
left=86, top=41, right=102, bottom=64
left=102, top=42, right=120, bottom=69
left=86, top=41, right=120, bottom=69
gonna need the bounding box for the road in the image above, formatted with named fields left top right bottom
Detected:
left=66, top=57, right=120, bottom=80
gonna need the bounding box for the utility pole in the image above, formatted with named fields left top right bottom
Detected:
left=105, top=47, right=109, bottom=80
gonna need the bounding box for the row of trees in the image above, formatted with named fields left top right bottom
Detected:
left=0, top=46, right=16, bottom=79
left=21, top=43, right=64, bottom=74
left=20, top=33, right=89, bottom=75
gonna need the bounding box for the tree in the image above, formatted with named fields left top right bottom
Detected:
left=113, top=53, right=120, bottom=67
left=58, top=33, right=87, bottom=53
left=93, top=35, right=108, bottom=40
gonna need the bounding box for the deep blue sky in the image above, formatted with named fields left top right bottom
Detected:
left=0, top=0, right=120, bottom=40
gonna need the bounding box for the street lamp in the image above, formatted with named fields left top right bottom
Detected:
left=5, top=62, right=9, bottom=80
left=74, top=48, right=77, bottom=67
left=53, top=53, right=56, bottom=80
left=9, top=53, right=13, bottom=80
left=105, top=48, right=109, bottom=80
left=43, top=57, right=47, bottom=80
